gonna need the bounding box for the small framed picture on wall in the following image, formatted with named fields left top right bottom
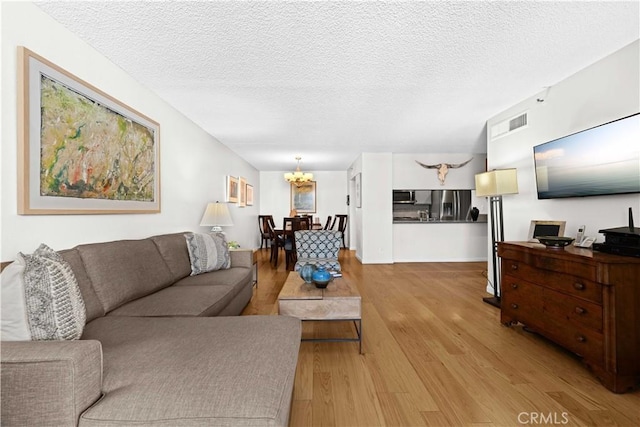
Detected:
left=246, top=184, right=254, bottom=206
left=238, top=177, right=247, bottom=207
left=226, top=176, right=239, bottom=203
left=355, top=173, right=362, bottom=208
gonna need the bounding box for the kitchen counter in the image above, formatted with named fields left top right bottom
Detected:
left=393, top=219, right=487, bottom=224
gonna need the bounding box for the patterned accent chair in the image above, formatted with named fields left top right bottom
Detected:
left=293, top=230, right=342, bottom=272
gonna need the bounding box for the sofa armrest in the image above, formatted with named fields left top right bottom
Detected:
left=229, top=249, right=254, bottom=269
left=1, top=340, right=103, bottom=427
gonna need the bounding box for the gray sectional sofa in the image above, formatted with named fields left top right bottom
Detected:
left=1, top=232, right=301, bottom=426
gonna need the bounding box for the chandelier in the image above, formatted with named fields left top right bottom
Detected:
left=284, top=157, right=313, bottom=186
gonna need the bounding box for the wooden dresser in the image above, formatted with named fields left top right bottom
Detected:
left=498, top=241, right=640, bottom=393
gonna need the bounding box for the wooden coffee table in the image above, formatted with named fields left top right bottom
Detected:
left=278, top=272, right=362, bottom=353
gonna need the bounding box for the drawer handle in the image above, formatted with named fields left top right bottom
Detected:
left=576, top=335, right=586, bottom=343
left=511, top=264, right=519, bottom=271
left=511, top=283, right=518, bottom=289
left=573, top=283, right=585, bottom=291
left=511, top=303, right=518, bottom=309
left=575, top=307, right=586, bottom=315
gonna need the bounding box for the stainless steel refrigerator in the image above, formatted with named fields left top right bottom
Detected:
left=429, top=190, right=472, bottom=221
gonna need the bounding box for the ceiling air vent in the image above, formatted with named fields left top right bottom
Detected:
left=490, top=111, right=528, bottom=141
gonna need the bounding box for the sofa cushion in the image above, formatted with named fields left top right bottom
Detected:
left=150, top=232, right=192, bottom=282
left=80, top=316, right=301, bottom=427
left=1, top=245, right=86, bottom=341
left=185, top=232, right=231, bottom=275
left=108, top=267, right=252, bottom=317
left=107, top=284, right=239, bottom=317
left=59, top=248, right=105, bottom=323
left=172, top=266, right=252, bottom=288
left=76, top=239, right=174, bottom=313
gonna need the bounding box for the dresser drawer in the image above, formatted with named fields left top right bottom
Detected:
left=503, top=260, right=602, bottom=304
left=501, top=275, right=543, bottom=328
left=543, top=319, right=604, bottom=363
left=543, top=288, right=603, bottom=332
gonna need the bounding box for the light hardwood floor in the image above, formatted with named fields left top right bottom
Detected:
left=242, top=249, right=639, bottom=427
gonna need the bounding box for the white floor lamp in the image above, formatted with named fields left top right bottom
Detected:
left=475, top=169, right=519, bottom=308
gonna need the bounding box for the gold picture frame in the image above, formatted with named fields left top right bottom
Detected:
left=17, top=46, right=160, bottom=214
left=246, top=184, right=254, bottom=206
left=238, top=177, right=247, bottom=207
left=290, top=181, right=316, bottom=213
left=225, top=176, right=239, bottom=203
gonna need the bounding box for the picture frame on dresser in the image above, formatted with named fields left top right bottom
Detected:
left=528, top=220, right=566, bottom=241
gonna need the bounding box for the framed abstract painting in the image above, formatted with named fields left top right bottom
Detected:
left=17, top=47, right=160, bottom=214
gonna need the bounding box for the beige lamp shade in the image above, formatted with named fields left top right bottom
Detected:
left=200, top=202, right=234, bottom=232
left=475, top=169, right=519, bottom=197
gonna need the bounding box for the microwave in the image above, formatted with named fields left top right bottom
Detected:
left=393, top=190, right=416, bottom=204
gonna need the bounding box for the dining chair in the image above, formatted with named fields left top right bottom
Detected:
left=331, top=214, right=348, bottom=248
left=323, top=215, right=332, bottom=230
left=282, top=217, right=306, bottom=270
left=266, top=219, right=283, bottom=267
left=258, top=215, right=274, bottom=249
left=299, top=216, right=311, bottom=230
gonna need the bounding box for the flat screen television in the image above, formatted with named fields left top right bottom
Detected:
left=533, top=113, right=640, bottom=199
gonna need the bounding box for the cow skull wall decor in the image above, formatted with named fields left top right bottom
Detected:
left=416, top=158, right=473, bottom=185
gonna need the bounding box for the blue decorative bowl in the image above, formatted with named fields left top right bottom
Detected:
left=312, top=267, right=332, bottom=288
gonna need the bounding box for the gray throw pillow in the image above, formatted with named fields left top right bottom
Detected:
left=184, top=232, right=231, bottom=275
left=18, top=244, right=86, bottom=341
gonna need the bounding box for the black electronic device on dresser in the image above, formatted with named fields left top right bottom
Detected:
left=594, top=207, right=640, bottom=257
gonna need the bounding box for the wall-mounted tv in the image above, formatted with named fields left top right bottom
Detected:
left=534, top=113, right=640, bottom=199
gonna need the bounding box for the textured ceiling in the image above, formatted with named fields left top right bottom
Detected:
left=35, top=1, right=639, bottom=171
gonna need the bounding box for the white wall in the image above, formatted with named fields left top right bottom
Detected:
left=1, top=2, right=259, bottom=259
left=393, top=223, right=487, bottom=262
left=393, top=153, right=486, bottom=190
left=488, top=40, right=640, bottom=247
left=348, top=157, right=363, bottom=256
left=361, top=153, right=394, bottom=263
left=349, top=152, right=488, bottom=263
left=259, top=170, right=348, bottom=242
left=391, top=153, right=488, bottom=262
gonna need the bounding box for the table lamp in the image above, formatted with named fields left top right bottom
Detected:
left=200, top=201, right=234, bottom=232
